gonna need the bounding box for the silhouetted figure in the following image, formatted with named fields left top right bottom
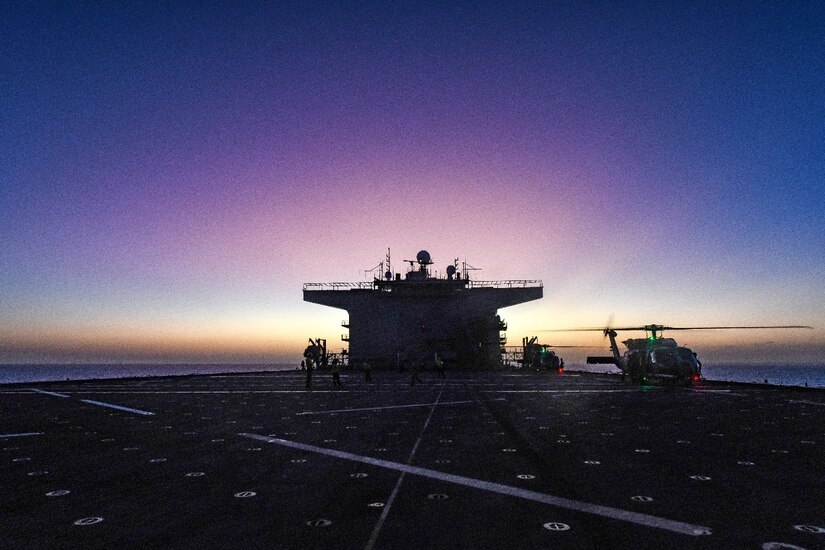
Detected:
left=410, top=361, right=423, bottom=386
left=305, top=357, right=313, bottom=388
left=364, top=360, right=372, bottom=383
left=331, top=357, right=341, bottom=387
left=436, top=355, right=445, bottom=379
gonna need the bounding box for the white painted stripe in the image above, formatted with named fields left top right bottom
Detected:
left=364, top=387, right=444, bottom=550
left=296, top=399, right=474, bottom=415
left=483, top=389, right=648, bottom=394
left=239, top=433, right=712, bottom=537
left=30, top=388, right=70, bottom=398
left=79, top=399, right=154, bottom=416
left=0, top=432, right=43, bottom=438
left=788, top=399, right=825, bottom=406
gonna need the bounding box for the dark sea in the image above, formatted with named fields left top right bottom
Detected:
left=2, top=363, right=825, bottom=389
left=0, top=363, right=298, bottom=385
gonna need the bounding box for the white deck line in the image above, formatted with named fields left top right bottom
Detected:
left=363, top=386, right=445, bottom=550
left=0, top=432, right=43, bottom=438
left=238, top=433, right=712, bottom=537
left=29, top=389, right=70, bottom=398
left=79, top=399, right=155, bottom=416
left=296, top=399, right=473, bottom=415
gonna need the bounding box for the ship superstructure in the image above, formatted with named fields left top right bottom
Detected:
left=303, top=249, right=542, bottom=369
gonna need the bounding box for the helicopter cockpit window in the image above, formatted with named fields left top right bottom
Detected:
left=651, top=348, right=678, bottom=368
left=653, top=348, right=699, bottom=368
left=676, top=348, right=699, bottom=367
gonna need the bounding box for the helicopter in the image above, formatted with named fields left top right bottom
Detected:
left=519, top=336, right=588, bottom=373
left=552, top=324, right=812, bottom=385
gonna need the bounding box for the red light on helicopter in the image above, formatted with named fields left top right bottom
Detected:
left=693, top=374, right=700, bottom=382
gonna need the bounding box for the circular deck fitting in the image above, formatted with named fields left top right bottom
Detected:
left=634, top=449, right=650, bottom=453
left=502, top=448, right=517, bottom=453
left=557, top=440, right=571, bottom=444
left=584, top=460, right=601, bottom=465
left=291, top=459, right=306, bottom=463
left=350, top=473, right=368, bottom=478
left=690, top=475, right=711, bottom=481
left=793, top=524, right=825, bottom=534
left=631, top=495, right=653, bottom=502
left=539, top=426, right=549, bottom=430
left=427, top=493, right=449, bottom=500
left=543, top=522, right=570, bottom=531
left=149, top=458, right=167, bottom=463
left=234, top=491, right=256, bottom=498
left=737, top=461, right=755, bottom=466
left=46, top=490, right=70, bottom=497
left=185, top=472, right=205, bottom=477
left=367, top=502, right=385, bottom=508
left=73, top=517, right=103, bottom=526
left=517, top=474, right=535, bottom=480
left=307, top=519, right=331, bottom=527
left=323, top=439, right=337, bottom=443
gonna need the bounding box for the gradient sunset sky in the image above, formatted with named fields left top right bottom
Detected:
left=2, top=1, right=824, bottom=365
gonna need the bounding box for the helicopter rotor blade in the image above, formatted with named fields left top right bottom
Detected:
left=654, top=325, right=813, bottom=331
left=538, top=325, right=812, bottom=332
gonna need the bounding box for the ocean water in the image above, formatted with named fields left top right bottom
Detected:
left=2, top=363, right=825, bottom=388
left=0, top=363, right=297, bottom=385
left=573, top=363, right=825, bottom=389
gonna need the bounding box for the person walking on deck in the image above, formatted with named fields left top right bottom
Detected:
left=331, top=357, right=341, bottom=387
left=305, top=357, right=313, bottom=388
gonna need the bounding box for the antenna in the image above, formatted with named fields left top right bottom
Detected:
left=462, top=260, right=481, bottom=280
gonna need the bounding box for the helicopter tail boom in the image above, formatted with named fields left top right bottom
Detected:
left=587, top=356, right=619, bottom=365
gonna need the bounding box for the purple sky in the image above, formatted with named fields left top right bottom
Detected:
left=2, top=2, right=824, bottom=365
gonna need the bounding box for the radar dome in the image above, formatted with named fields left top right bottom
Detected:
left=446, top=265, right=457, bottom=276
left=416, top=250, right=431, bottom=265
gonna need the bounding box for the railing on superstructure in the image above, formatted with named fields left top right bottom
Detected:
left=303, top=280, right=543, bottom=291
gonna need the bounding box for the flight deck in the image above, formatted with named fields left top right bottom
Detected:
left=2, top=371, right=824, bottom=549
